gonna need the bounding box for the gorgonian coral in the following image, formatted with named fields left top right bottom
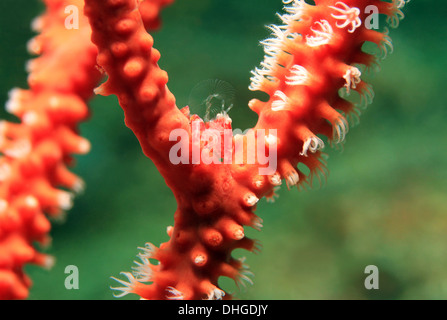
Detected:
left=0, top=0, right=170, bottom=300
left=83, top=0, right=409, bottom=300
left=0, top=0, right=100, bottom=299
left=0, top=0, right=409, bottom=300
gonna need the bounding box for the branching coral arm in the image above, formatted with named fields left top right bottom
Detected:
left=84, top=0, right=190, bottom=179
left=85, top=0, right=263, bottom=300
left=0, top=0, right=175, bottom=300
left=249, top=0, right=409, bottom=191
left=0, top=0, right=101, bottom=300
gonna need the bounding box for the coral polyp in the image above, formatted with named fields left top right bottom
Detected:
left=84, top=0, right=409, bottom=300
left=0, top=0, right=411, bottom=300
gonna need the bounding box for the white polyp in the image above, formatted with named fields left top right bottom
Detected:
left=277, top=13, right=290, bottom=25
left=26, top=37, right=42, bottom=55
left=377, top=27, right=394, bottom=59
left=266, top=23, right=298, bottom=42
left=258, top=63, right=273, bottom=76
left=280, top=0, right=306, bottom=24
left=262, top=46, right=279, bottom=59
left=0, top=163, right=12, bottom=182
left=206, top=287, right=226, bottom=300
left=387, top=3, right=405, bottom=28
left=249, top=67, right=275, bottom=92
left=25, top=59, right=36, bottom=73
left=48, top=96, right=60, bottom=108
left=138, top=242, right=157, bottom=259
left=25, top=195, right=39, bottom=208
left=233, top=228, right=245, bottom=240
left=306, top=20, right=334, bottom=47
left=286, top=65, right=310, bottom=86
left=214, top=112, right=233, bottom=124
left=265, top=187, right=280, bottom=203
left=265, top=133, right=278, bottom=146
left=236, top=269, right=254, bottom=288
left=72, top=178, right=85, bottom=194
left=31, top=16, right=43, bottom=32
left=266, top=24, right=289, bottom=41
left=42, top=255, right=55, bottom=270
left=253, top=178, right=264, bottom=189
left=263, top=45, right=282, bottom=59
left=166, top=226, right=174, bottom=236
left=300, top=136, right=325, bottom=157
left=111, top=272, right=138, bottom=298
left=345, top=106, right=362, bottom=127
left=251, top=216, right=264, bottom=231
left=358, top=83, right=375, bottom=109
left=58, top=191, right=74, bottom=211
left=93, top=85, right=106, bottom=96
left=166, top=286, right=184, bottom=300
left=4, top=139, right=32, bottom=159
left=249, top=70, right=262, bottom=91
left=244, top=193, right=259, bottom=207
left=0, top=199, right=8, bottom=214
left=329, top=2, right=362, bottom=33
left=269, top=172, right=282, bottom=186
left=77, top=139, right=91, bottom=154
left=23, top=111, right=39, bottom=125
left=271, top=90, right=290, bottom=111
left=5, top=99, right=20, bottom=114
left=259, top=64, right=274, bottom=78
left=285, top=170, right=299, bottom=188
left=343, top=66, right=362, bottom=94
left=396, top=0, right=410, bottom=9
left=261, top=38, right=282, bottom=49
left=260, top=37, right=284, bottom=52
left=132, top=256, right=153, bottom=282
left=194, top=254, right=206, bottom=265
left=263, top=55, right=278, bottom=67
left=378, top=28, right=394, bottom=59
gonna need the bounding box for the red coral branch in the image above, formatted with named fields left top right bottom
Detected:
left=83, top=0, right=409, bottom=300
left=0, top=0, right=178, bottom=300
left=0, top=0, right=174, bottom=301
left=0, top=0, right=100, bottom=299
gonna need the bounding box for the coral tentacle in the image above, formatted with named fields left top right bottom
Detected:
left=83, top=0, right=409, bottom=300
left=0, top=0, right=101, bottom=299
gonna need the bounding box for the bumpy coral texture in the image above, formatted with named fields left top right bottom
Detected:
left=0, top=0, right=100, bottom=299
left=0, top=0, right=174, bottom=301
left=84, top=0, right=408, bottom=300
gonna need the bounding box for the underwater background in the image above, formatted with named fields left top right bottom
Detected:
left=0, top=0, right=446, bottom=299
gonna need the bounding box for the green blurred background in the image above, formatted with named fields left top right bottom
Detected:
left=0, top=0, right=446, bottom=300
